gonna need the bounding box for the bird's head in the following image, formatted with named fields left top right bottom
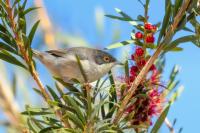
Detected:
left=92, top=49, right=122, bottom=76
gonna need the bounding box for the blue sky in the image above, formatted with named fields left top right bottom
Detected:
left=0, top=0, right=200, bottom=133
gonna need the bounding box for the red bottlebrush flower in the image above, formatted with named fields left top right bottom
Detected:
left=151, top=69, right=159, bottom=83
left=126, top=105, right=134, bottom=113
left=135, top=47, right=144, bottom=57
left=129, top=75, right=136, bottom=82
left=135, top=32, right=143, bottom=39
left=148, top=89, right=163, bottom=117
left=144, top=23, right=153, bottom=30
left=130, top=66, right=138, bottom=75
left=146, top=35, right=155, bottom=43
left=150, top=64, right=156, bottom=71
left=137, top=60, right=146, bottom=67
left=152, top=25, right=157, bottom=32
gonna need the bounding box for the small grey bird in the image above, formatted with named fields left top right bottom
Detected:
left=33, top=47, right=121, bottom=83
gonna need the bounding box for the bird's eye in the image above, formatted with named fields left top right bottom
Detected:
left=103, top=56, right=110, bottom=62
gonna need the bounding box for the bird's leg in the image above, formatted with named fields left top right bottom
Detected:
left=83, top=82, right=92, bottom=90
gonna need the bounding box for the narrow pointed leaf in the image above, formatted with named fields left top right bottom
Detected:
left=63, top=95, right=85, bottom=124
left=21, top=111, right=53, bottom=116
left=151, top=104, right=171, bottom=133
left=165, top=35, right=199, bottom=51
left=46, top=85, right=61, bottom=102
left=0, top=50, right=26, bottom=69
left=0, top=42, right=17, bottom=54
left=105, top=40, right=135, bottom=50
left=63, top=111, right=84, bottom=130
left=158, top=1, right=172, bottom=44
left=23, top=7, right=40, bottom=16
left=28, top=20, right=40, bottom=46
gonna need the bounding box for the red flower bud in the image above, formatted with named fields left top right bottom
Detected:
left=129, top=75, right=136, bottom=82
left=130, top=66, right=138, bottom=75
left=150, top=64, right=156, bottom=71
left=135, top=47, right=144, bottom=57
left=146, top=35, right=155, bottom=43
left=138, top=60, right=146, bottom=67
left=135, top=32, right=143, bottom=39
left=152, top=25, right=157, bottom=32
left=144, top=23, right=153, bottom=30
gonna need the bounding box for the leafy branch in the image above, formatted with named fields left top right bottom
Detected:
left=0, top=0, right=70, bottom=128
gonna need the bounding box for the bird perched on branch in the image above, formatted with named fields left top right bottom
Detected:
left=32, top=47, right=122, bottom=83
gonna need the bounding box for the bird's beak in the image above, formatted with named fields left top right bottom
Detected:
left=115, top=61, right=124, bottom=66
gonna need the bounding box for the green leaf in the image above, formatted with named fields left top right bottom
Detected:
left=0, top=32, right=16, bottom=48
left=182, top=27, right=194, bottom=33
left=157, top=1, right=172, bottom=44
left=63, top=111, right=84, bottom=130
left=0, top=24, right=7, bottom=33
left=28, top=20, right=40, bottom=46
left=22, top=0, right=27, bottom=10
left=176, top=13, right=187, bottom=31
left=169, top=47, right=183, bottom=52
left=105, top=40, right=135, bottom=50
left=114, top=8, right=137, bottom=25
left=151, top=104, right=171, bottom=133
left=46, top=85, right=61, bottom=102
left=100, top=94, right=106, bottom=119
left=164, top=35, right=200, bottom=51
left=55, top=78, right=80, bottom=93
left=39, top=126, right=60, bottom=133
left=105, top=15, right=132, bottom=21
left=23, top=7, right=40, bottom=16
left=169, top=86, right=184, bottom=105
left=39, top=127, right=80, bottom=133
left=12, top=0, right=20, bottom=9
left=27, top=118, right=38, bottom=133
left=108, top=71, right=117, bottom=114
left=0, top=42, right=18, bottom=54
left=124, top=60, right=129, bottom=78
left=91, top=98, right=107, bottom=120
left=106, top=8, right=138, bottom=26
left=114, top=8, right=132, bottom=20
left=48, top=100, right=75, bottom=112
left=76, top=55, right=87, bottom=82
left=55, top=82, right=64, bottom=97
left=145, top=0, right=150, bottom=16
left=96, top=122, right=112, bottom=132
left=173, top=0, right=183, bottom=17
left=63, top=95, right=85, bottom=124
left=22, top=111, right=53, bottom=116
left=33, top=88, right=43, bottom=97
left=0, top=50, right=27, bottom=69
left=30, top=119, right=44, bottom=130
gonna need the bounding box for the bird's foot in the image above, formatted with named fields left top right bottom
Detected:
left=83, top=82, right=92, bottom=90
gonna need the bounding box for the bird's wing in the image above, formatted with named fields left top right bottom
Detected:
left=46, top=48, right=89, bottom=60
left=46, top=50, right=67, bottom=57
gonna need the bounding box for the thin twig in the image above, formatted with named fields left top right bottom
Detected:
left=113, top=0, right=192, bottom=124
left=5, top=0, right=50, bottom=101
